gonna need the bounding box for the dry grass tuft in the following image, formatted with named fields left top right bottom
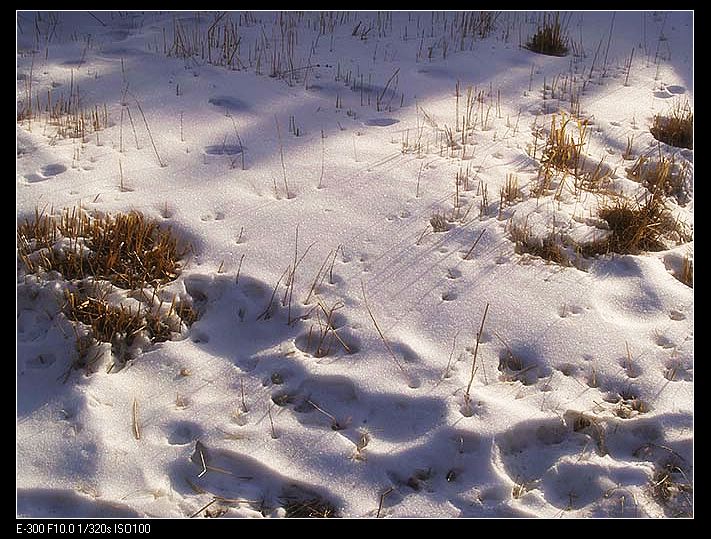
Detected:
left=282, top=497, right=338, bottom=518
left=510, top=224, right=570, bottom=266
left=18, top=207, right=194, bottom=372
left=526, top=13, right=568, bottom=57
left=680, top=255, right=693, bottom=287
left=650, top=100, right=693, bottom=149
left=650, top=462, right=693, bottom=517
left=175, top=300, right=199, bottom=326
left=62, top=284, right=191, bottom=368
left=64, top=288, right=145, bottom=345
left=17, top=88, right=109, bottom=141
left=500, top=174, right=520, bottom=207
left=533, top=114, right=591, bottom=195
left=608, top=388, right=649, bottom=419
left=628, top=152, right=690, bottom=206
left=570, top=412, right=607, bottom=455
left=541, top=114, right=587, bottom=172
left=613, top=396, right=648, bottom=419
left=18, top=207, right=185, bottom=289
left=582, top=193, right=688, bottom=256
left=430, top=213, right=451, bottom=233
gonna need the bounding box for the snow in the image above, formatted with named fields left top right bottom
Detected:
left=17, top=11, right=693, bottom=518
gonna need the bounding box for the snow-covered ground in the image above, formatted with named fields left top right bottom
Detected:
left=17, top=11, right=693, bottom=518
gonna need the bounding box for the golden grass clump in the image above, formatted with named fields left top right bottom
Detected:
left=526, top=13, right=568, bottom=57
left=541, top=114, right=587, bottom=173
left=18, top=207, right=194, bottom=372
left=582, top=193, right=689, bottom=256
left=64, top=287, right=146, bottom=345
left=650, top=100, right=693, bottom=149
left=533, top=114, right=592, bottom=196
left=500, top=174, right=520, bottom=206
left=18, top=207, right=185, bottom=289
left=510, top=223, right=570, bottom=266
left=628, top=152, right=690, bottom=205
left=63, top=285, right=192, bottom=360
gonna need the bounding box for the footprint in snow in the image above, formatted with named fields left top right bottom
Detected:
left=200, top=211, right=225, bottom=222
left=364, top=118, right=399, bottom=127
left=669, top=309, right=686, bottom=321
left=653, top=90, right=674, bottom=99
left=618, top=357, right=642, bottom=379
left=558, top=304, right=584, bottom=318
left=441, top=290, right=457, bottom=301
left=208, top=96, right=248, bottom=112
left=204, top=144, right=243, bottom=156
left=166, top=420, right=203, bottom=445
left=105, top=28, right=130, bottom=41
left=26, top=353, right=57, bottom=369
left=446, top=268, right=462, bottom=280
left=23, top=173, right=46, bottom=184
left=172, top=442, right=343, bottom=517
left=41, top=163, right=67, bottom=177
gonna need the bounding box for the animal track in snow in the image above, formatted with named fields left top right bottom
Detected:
left=446, top=268, right=462, bottom=280
left=654, top=332, right=677, bottom=349
left=204, top=144, right=243, bottom=156
left=26, top=353, right=57, bottom=369
left=277, top=375, right=358, bottom=429
left=493, top=417, right=571, bottom=483
left=17, top=308, right=52, bottom=342
left=441, top=290, right=457, bottom=301
left=199, top=211, right=225, bottom=222
left=171, top=441, right=342, bottom=517
left=24, top=173, right=47, bottom=183
left=41, top=163, right=67, bottom=176
left=208, top=96, right=249, bottom=112
left=182, top=273, right=301, bottom=372
left=364, top=118, right=399, bottom=127
left=166, top=420, right=202, bottom=445
left=669, top=309, right=686, bottom=321
left=497, top=345, right=543, bottom=386
left=558, top=304, right=584, bottom=318
left=556, top=363, right=578, bottom=378
left=663, top=359, right=692, bottom=382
